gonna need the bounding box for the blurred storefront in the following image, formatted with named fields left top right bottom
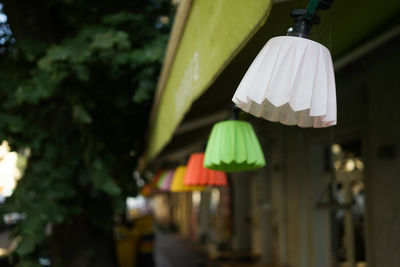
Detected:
left=140, top=0, right=400, bottom=266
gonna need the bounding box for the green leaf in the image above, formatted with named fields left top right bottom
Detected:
left=102, top=12, right=144, bottom=25
left=72, top=64, right=90, bottom=81
left=91, top=159, right=121, bottom=196
left=90, top=31, right=131, bottom=50
left=73, top=105, right=92, bottom=124
left=0, top=114, right=25, bottom=133
left=47, top=46, right=71, bottom=61
left=15, top=237, right=36, bottom=256
left=15, top=71, right=59, bottom=104
left=133, top=79, right=156, bottom=103
left=17, top=40, right=47, bottom=62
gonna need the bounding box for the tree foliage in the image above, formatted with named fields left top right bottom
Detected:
left=0, top=0, right=173, bottom=266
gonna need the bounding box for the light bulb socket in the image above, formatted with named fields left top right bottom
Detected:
left=288, top=9, right=320, bottom=39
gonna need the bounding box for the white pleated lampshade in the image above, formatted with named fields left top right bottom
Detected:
left=232, top=36, right=336, bottom=128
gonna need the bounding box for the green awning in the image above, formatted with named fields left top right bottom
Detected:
left=145, top=0, right=273, bottom=162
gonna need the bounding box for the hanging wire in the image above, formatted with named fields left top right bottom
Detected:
left=305, top=0, right=320, bottom=19
left=231, top=105, right=240, bottom=120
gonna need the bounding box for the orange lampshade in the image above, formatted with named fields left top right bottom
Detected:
left=184, top=153, right=227, bottom=186
left=141, top=179, right=162, bottom=196
left=139, top=170, right=164, bottom=197
left=140, top=184, right=152, bottom=197
left=170, top=166, right=204, bottom=192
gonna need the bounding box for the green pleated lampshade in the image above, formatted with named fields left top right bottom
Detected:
left=204, top=120, right=266, bottom=172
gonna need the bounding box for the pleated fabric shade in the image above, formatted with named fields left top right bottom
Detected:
left=170, top=166, right=203, bottom=192
left=140, top=184, right=152, bottom=197
left=153, top=169, right=164, bottom=185
left=184, top=153, right=227, bottom=186
left=232, top=36, right=336, bottom=128
left=156, top=170, right=168, bottom=188
left=140, top=183, right=159, bottom=197
left=204, top=120, right=265, bottom=172
left=158, top=169, right=175, bottom=191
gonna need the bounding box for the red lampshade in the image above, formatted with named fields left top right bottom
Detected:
left=184, top=153, right=227, bottom=186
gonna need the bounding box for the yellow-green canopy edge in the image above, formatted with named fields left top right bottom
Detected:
left=145, top=0, right=273, bottom=163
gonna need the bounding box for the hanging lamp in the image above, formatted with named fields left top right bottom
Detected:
left=204, top=108, right=265, bottom=172
left=184, top=153, right=227, bottom=186
left=156, top=170, right=168, bottom=188
left=140, top=181, right=160, bottom=196
left=170, top=166, right=203, bottom=192
left=153, top=169, right=164, bottom=185
left=158, top=169, right=175, bottom=191
left=232, top=0, right=336, bottom=128
left=140, top=184, right=150, bottom=197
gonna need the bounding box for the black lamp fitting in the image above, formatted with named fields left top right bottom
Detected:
left=232, top=105, right=240, bottom=120
left=288, top=9, right=320, bottom=38
left=287, top=0, right=334, bottom=39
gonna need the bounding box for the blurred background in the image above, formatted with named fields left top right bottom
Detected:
left=0, top=0, right=399, bottom=267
